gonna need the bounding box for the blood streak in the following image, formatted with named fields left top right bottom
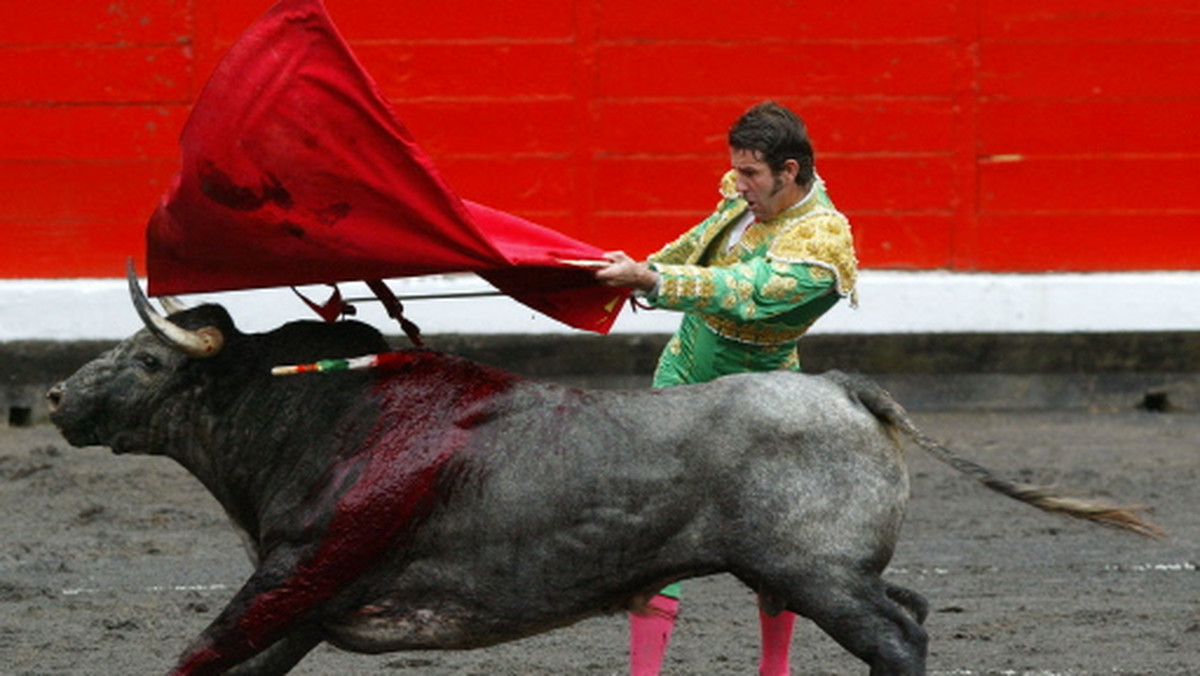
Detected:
left=228, top=352, right=517, bottom=661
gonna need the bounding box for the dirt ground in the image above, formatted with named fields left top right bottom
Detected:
left=1, top=409, right=1196, bottom=675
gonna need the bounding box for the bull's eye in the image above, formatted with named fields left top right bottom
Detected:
left=133, top=352, right=163, bottom=372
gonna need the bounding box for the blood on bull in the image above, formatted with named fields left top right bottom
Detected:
left=45, top=268, right=1161, bottom=676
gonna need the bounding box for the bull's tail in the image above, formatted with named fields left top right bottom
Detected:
left=826, top=371, right=1165, bottom=540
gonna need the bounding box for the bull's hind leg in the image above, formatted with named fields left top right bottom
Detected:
left=780, top=569, right=927, bottom=676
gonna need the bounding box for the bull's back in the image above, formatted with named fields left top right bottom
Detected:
left=431, top=371, right=906, bottom=533
left=391, top=370, right=905, bottom=580
left=652, top=370, right=903, bottom=465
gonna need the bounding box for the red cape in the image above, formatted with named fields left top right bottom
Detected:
left=147, top=0, right=627, bottom=333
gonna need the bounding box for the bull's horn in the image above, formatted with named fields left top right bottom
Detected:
left=126, top=259, right=224, bottom=358
left=159, top=296, right=188, bottom=315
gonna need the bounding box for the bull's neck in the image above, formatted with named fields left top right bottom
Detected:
left=162, top=351, right=522, bottom=544
left=162, top=372, right=366, bottom=538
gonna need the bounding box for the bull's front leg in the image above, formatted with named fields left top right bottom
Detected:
left=223, top=625, right=323, bottom=676
left=169, top=546, right=333, bottom=675
left=171, top=446, right=450, bottom=674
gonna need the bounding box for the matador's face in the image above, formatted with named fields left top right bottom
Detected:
left=730, top=147, right=801, bottom=222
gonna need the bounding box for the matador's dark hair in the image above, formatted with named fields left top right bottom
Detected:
left=728, top=101, right=815, bottom=186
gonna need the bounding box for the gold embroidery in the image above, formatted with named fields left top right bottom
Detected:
left=703, top=315, right=818, bottom=345
left=809, top=266, right=833, bottom=282
left=768, top=210, right=858, bottom=303
left=736, top=278, right=754, bottom=301
left=660, top=273, right=685, bottom=304
left=763, top=274, right=799, bottom=299
left=781, top=350, right=800, bottom=370
left=698, top=272, right=717, bottom=300
left=719, top=170, right=740, bottom=200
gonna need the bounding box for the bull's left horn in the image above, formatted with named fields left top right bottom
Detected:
left=126, top=259, right=224, bottom=358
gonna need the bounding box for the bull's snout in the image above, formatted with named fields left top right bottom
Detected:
left=46, top=383, right=64, bottom=413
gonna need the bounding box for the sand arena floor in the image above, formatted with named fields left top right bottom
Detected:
left=1, top=410, right=1196, bottom=675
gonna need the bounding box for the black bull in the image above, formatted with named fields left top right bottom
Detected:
left=46, top=280, right=1161, bottom=676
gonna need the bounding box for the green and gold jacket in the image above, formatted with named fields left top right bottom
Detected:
left=646, top=170, right=858, bottom=386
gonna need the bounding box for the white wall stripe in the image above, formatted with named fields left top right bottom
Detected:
left=1, top=271, right=1197, bottom=341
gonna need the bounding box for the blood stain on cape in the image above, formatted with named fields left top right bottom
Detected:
left=198, top=159, right=294, bottom=211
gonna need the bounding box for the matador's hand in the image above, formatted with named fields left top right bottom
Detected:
left=594, top=251, right=659, bottom=292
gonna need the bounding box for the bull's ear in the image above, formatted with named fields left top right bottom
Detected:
left=127, top=259, right=225, bottom=358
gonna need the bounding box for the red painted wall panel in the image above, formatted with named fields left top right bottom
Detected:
left=0, top=105, right=188, bottom=160
left=980, top=157, right=1199, bottom=213
left=0, top=45, right=193, bottom=104
left=362, top=43, right=578, bottom=100
left=823, top=157, right=958, bottom=213
left=979, top=41, right=1198, bottom=100
left=6, top=219, right=146, bottom=279
left=594, top=156, right=736, bottom=214
left=1, top=159, right=173, bottom=277
left=980, top=0, right=1200, bottom=41
left=975, top=214, right=1200, bottom=272
left=595, top=42, right=964, bottom=99
left=2, top=161, right=175, bottom=224
left=596, top=0, right=961, bottom=40
left=0, top=0, right=191, bottom=46
left=435, top=156, right=577, bottom=214
left=399, top=100, right=581, bottom=156
left=979, top=100, right=1200, bottom=155
left=1, top=0, right=1197, bottom=280
left=850, top=213, right=957, bottom=270
left=333, top=1, right=577, bottom=41
left=199, top=0, right=577, bottom=44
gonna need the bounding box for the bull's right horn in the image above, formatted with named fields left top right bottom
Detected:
left=159, top=296, right=188, bottom=316
left=126, top=259, right=225, bottom=358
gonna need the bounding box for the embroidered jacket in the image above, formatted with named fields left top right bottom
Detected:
left=647, top=170, right=858, bottom=350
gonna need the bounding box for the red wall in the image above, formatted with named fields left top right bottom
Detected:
left=2, top=0, right=1198, bottom=278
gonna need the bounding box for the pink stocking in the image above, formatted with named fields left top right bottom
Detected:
left=629, top=594, right=680, bottom=676
left=758, top=607, right=796, bottom=676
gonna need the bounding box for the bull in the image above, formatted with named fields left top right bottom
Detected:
left=46, top=269, right=1161, bottom=676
